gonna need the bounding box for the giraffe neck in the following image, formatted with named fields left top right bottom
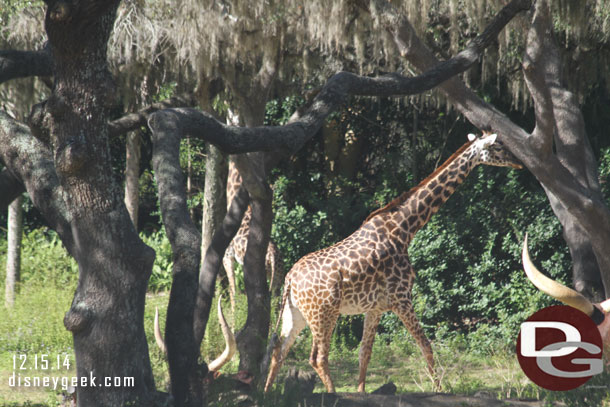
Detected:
left=226, top=160, right=241, bottom=210
left=395, top=142, right=477, bottom=240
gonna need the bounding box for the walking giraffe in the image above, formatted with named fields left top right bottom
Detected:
left=264, top=132, right=522, bottom=393
left=223, top=159, right=284, bottom=312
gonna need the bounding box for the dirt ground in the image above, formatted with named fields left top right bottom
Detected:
left=302, top=392, right=545, bottom=407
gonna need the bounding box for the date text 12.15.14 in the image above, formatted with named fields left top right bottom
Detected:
left=12, top=354, right=71, bottom=371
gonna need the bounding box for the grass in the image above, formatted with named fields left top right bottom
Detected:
left=1, top=277, right=541, bottom=406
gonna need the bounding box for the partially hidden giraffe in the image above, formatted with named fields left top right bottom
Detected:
left=223, top=159, right=284, bottom=313
left=264, top=132, right=522, bottom=393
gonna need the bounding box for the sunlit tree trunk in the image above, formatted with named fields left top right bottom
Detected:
left=5, top=195, right=23, bottom=308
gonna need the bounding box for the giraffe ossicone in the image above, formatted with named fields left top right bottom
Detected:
left=264, top=132, right=521, bottom=393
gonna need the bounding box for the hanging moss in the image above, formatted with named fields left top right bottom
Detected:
left=3, top=1, right=610, bottom=115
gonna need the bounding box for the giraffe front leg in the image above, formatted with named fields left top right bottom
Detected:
left=393, top=302, right=440, bottom=390
left=358, top=311, right=382, bottom=393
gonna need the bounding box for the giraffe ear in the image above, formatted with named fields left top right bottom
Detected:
left=487, top=133, right=497, bottom=144
left=467, top=133, right=477, bottom=142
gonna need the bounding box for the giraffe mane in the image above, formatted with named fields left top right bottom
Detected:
left=364, top=140, right=474, bottom=223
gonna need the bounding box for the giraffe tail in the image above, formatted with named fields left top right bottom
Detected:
left=273, top=273, right=291, bottom=334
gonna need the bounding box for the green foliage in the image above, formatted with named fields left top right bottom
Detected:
left=541, top=370, right=610, bottom=407
left=0, top=0, right=41, bottom=29
left=410, top=166, right=567, bottom=345
left=1, top=229, right=78, bottom=288
left=141, top=229, right=174, bottom=292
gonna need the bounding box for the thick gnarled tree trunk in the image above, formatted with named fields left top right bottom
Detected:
left=41, top=1, right=156, bottom=405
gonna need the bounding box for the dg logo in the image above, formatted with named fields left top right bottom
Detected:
left=516, top=305, right=603, bottom=391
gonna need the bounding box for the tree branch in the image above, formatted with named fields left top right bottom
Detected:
left=0, top=47, right=53, bottom=85
left=0, top=168, right=25, bottom=210
left=150, top=111, right=204, bottom=405
left=108, top=94, right=197, bottom=139
left=0, top=111, right=74, bottom=255
left=149, top=0, right=526, bottom=155
left=522, top=0, right=554, bottom=156
left=194, top=184, right=249, bottom=344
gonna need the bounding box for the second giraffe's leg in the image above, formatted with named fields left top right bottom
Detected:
left=222, top=244, right=237, bottom=317
left=358, top=311, right=382, bottom=393
left=393, top=301, right=439, bottom=389
left=264, top=296, right=307, bottom=392
left=265, top=245, right=276, bottom=294
left=308, top=311, right=339, bottom=393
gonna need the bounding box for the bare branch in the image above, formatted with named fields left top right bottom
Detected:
left=0, top=48, right=53, bottom=85
left=194, top=184, right=249, bottom=345
left=0, top=111, right=74, bottom=255
left=522, top=0, right=554, bottom=156
left=108, top=94, right=197, bottom=139
left=150, top=111, right=204, bottom=403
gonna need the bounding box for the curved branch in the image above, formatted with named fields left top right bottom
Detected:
left=108, top=94, right=197, bottom=139
left=0, top=111, right=74, bottom=254
left=194, top=184, right=249, bottom=345
left=149, top=0, right=528, bottom=155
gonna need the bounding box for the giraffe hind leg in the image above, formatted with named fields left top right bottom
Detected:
left=393, top=301, right=439, bottom=390
left=358, top=310, right=382, bottom=393
left=308, top=310, right=339, bottom=393
left=264, top=295, right=307, bottom=392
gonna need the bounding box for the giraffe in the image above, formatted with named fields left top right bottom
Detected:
left=264, top=132, right=523, bottom=393
left=223, top=159, right=284, bottom=313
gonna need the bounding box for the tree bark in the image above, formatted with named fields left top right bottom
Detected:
left=0, top=168, right=25, bottom=210
left=124, top=131, right=141, bottom=230
left=5, top=195, right=23, bottom=308
left=41, top=1, right=157, bottom=405
left=0, top=47, right=53, bottom=84
left=201, top=144, right=228, bottom=277
left=232, top=106, right=274, bottom=379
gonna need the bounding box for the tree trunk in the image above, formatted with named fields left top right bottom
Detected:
left=233, top=103, right=273, bottom=379
left=42, top=2, right=156, bottom=405
left=198, top=81, right=228, bottom=287
left=5, top=195, right=23, bottom=308
left=201, top=144, right=228, bottom=278
left=544, top=189, right=604, bottom=301
left=124, top=131, right=141, bottom=230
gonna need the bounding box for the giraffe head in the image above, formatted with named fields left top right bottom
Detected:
left=467, top=132, right=523, bottom=169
